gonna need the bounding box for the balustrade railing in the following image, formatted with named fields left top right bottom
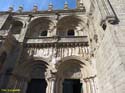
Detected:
left=26, top=36, right=88, bottom=44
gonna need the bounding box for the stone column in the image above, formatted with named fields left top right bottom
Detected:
left=6, top=75, right=16, bottom=89
left=47, top=77, right=56, bottom=93
left=22, top=80, right=28, bottom=93
left=93, top=77, right=99, bottom=93
left=7, top=75, right=28, bottom=93
left=89, top=79, right=96, bottom=93
left=15, top=79, right=28, bottom=93
left=55, top=78, right=61, bottom=93
left=85, top=79, right=91, bottom=93
left=81, top=79, right=87, bottom=93
left=59, top=79, right=63, bottom=93
left=19, top=79, right=28, bottom=93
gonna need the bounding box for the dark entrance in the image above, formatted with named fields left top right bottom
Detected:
left=63, top=79, right=82, bottom=93
left=26, top=79, right=47, bottom=93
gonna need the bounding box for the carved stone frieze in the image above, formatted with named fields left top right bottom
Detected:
left=27, top=46, right=90, bottom=61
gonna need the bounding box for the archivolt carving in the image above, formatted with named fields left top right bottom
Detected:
left=62, top=64, right=82, bottom=79
left=27, top=17, right=56, bottom=37
left=56, top=56, right=95, bottom=78
left=13, top=60, right=49, bottom=80
left=55, top=56, right=95, bottom=93
left=57, top=15, right=87, bottom=36
left=10, top=21, right=23, bottom=34
left=13, top=17, right=25, bottom=28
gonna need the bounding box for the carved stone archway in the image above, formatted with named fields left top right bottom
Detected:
left=55, top=56, right=96, bottom=93
left=7, top=59, right=49, bottom=93
left=27, top=17, right=56, bottom=37
left=57, top=15, right=87, bottom=37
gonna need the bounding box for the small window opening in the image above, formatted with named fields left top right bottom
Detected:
left=40, top=30, right=47, bottom=36
left=67, top=29, right=75, bottom=36
left=102, top=23, right=107, bottom=31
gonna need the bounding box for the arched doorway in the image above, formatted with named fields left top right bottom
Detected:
left=55, top=56, right=96, bottom=93
left=56, top=59, right=84, bottom=93
left=26, top=60, right=48, bottom=93
left=9, top=59, right=49, bottom=93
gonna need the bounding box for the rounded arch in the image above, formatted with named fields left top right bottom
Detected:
left=10, top=20, right=23, bottom=34
left=56, top=55, right=89, bottom=66
left=27, top=17, right=56, bottom=37
left=57, top=15, right=86, bottom=36
left=33, top=57, right=50, bottom=64
left=13, top=59, right=49, bottom=93
left=13, top=17, right=25, bottom=27
left=56, top=55, right=93, bottom=78
left=55, top=55, right=93, bottom=93
left=13, top=59, right=49, bottom=80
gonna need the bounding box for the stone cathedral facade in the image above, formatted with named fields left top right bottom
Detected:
left=0, top=0, right=125, bottom=93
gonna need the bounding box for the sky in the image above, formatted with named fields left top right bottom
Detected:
left=0, top=0, right=76, bottom=11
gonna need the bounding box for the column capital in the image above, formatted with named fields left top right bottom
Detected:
left=45, top=70, right=56, bottom=81
left=48, top=77, right=56, bottom=81
left=83, top=77, right=96, bottom=82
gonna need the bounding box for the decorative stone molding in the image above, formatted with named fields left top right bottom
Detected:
left=64, top=1, right=69, bottom=10
left=95, top=0, right=119, bottom=24
left=18, top=6, right=23, bottom=13
left=8, top=6, right=14, bottom=12
left=33, top=4, right=38, bottom=13
left=48, top=3, right=53, bottom=11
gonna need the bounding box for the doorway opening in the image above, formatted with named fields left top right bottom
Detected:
left=63, top=79, right=82, bottom=93
left=26, top=79, right=47, bottom=93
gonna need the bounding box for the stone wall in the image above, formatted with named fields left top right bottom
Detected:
left=95, top=23, right=125, bottom=93
left=109, top=0, right=125, bottom=64
left=95, top=0, right=125, bottom=93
